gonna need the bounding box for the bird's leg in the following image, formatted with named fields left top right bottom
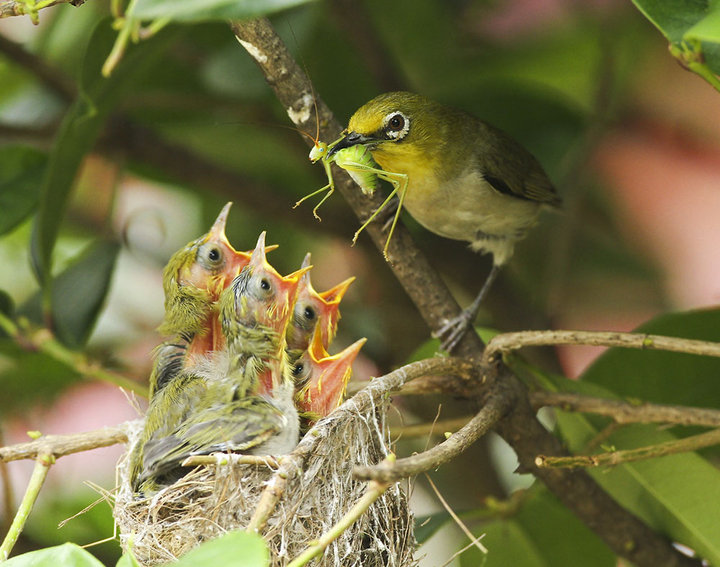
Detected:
left=435, top=263, right=501, bottom=353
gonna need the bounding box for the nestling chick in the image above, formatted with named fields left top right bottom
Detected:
left=293, top=326, right=366, bottom=428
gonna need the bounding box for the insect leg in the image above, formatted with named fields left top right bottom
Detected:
left=378, top=171, right=409, bottom=259
left=294, top=160, right=335, bottom=220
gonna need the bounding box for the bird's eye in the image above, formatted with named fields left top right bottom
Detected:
left=384, top=112, right=410, bottom=140
left=260, top=278, right=271, bottom=291
left=304, top=306, right=316, bottom=321
left=388, top=114, right=405, bottom=131
left=292, top=362, right=305, bottom=377
left=197, top=243, right=224, bottom=269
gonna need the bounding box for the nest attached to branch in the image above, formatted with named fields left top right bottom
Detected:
left=113, top=376, right=417, bottom=566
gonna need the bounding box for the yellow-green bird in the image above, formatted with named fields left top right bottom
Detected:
left=285, top=252, right=355, bottom=356
left=132, top=232, right=308, bottom=492
left=330, top=92, right=561, bottom=351
left=293, top=326, right=366, bottom=428
left=150, top=202, right=252, bottom=398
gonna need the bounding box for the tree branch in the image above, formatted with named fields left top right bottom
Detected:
left=537, top=428, right=720, bottom=469
left=229, top=18, right=483, bottom=356
left=483, top=329, right=720, bottom=364
left=0, top=33, right=75, bottom=101
left=230, top=17, right=704, bottom=567
left=0, top=313, right=147, bottom=396
left=0, top=424, right=128, bottom=463
left=0, top=453, right=53, bottom=560
left=354, top=389, right=511, bottom=482
left=532, top=391, right=720, bottom=427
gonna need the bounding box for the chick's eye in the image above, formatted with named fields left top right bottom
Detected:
left=304, top=306, right=315, bottom=320
left=260, top=278, right=271, bottom=291
left=198, top=243, right=224, bottom=269
left=292, top=363, right=304, bottom=377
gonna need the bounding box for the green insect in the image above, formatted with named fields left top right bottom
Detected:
left=295, top=133, right=409, bottom=259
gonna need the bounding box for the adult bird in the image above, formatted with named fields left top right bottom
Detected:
left=330, top=92, right=561, bottom=351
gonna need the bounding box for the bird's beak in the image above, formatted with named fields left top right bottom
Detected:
left=303, top=335, right=367, bottom=416
left=328, top=131, right=376, bottom=157
left=319, top=276, right=355, bottom=305
left=207, top=202, right=234, bottom=247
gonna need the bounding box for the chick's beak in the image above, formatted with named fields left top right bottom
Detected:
left=328, top=131, right=375, bottom=157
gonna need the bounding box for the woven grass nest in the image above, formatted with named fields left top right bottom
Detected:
left=113, top=373, right=417, bottom=566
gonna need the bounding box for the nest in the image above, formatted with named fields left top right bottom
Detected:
left=113, top=380, right=416, bottom=566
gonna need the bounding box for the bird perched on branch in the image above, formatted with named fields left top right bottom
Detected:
left=132, top=232, right=308, bottom=493
left=329, top=92, right=561, bottom=351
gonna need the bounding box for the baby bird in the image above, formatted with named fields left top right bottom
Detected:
left=293, top=326, right=366, bottom=427
left=149, top=202, right=251, bottom=398
left=132, top=232, right=308, bottom=493
left=285, top=252, right=355, bottom=359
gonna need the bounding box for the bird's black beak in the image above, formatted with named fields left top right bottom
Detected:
left=328, top=131, right=375, bottom=157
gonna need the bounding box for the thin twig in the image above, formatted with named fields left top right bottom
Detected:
left=0, top=453, right=54, bottom=560
left=246, top=357, right=473, bottom=534
left=425, top=473, right=488, bottom=554
left=0, top=34, right=75, bottom=101
left=354, top=391, right=510, bottom=483
left=181, top=454, right=279, bottom=468
left=484, top=329, right=720, bottom=365
left=286, top=458, right=394, bottom=567
left=531, top=391, right=720, bottom=428
left=393, top=415, right=473, bottom=438
left=0, top=313, right=147, bottom=396
left=0, top=424, right=129, bottom=463
left=537, top=428, right=720, bottom=469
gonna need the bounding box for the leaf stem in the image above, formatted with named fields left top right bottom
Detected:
left=0, top=453, right=54, bottom=560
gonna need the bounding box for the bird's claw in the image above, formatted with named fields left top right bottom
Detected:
left=434, top=311, right=474, bottom=353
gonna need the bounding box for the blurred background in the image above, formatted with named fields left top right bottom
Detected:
left=1, top=0, right=720, bottom=564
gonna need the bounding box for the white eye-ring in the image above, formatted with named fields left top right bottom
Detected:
left=383, top=111, right=410, bottom=140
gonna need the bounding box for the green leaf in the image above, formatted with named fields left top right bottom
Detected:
left=459, top=489, right=615, bottom=567
left=170, top=531, right=269, bottom=567
left=548, top=347, right=720, bottom=566
left=116, top=554, right=141, bottom=567
left=582, top=307, right=720, bottom=408
left=3, top=543, right=104, bottom=567
left=414, top=511, right=451, bottom=544
left=630, top=0, right=720, bottom=76
left=0, top=340, right=80, bottom=415
left=0, top=146, right=46, bottom=236
left=31, top=18, right=178, bottom=287
left=132, top=0, right=315, bottom=22
left=21, top=239, right=120, bottom=349
left=0, top=290, right=14, bottom=318
left=555, top=411, right=720, bottom=565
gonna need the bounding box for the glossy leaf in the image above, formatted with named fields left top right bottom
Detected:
left=0, top=146, right=46, bottom=236
left=31, top=19, right=178, bottom=287
left=132, top=0, right=315, bottom=22
left=631, top=0, right=720, bottom=73
left=22, top=239, right=120, bottom=349
left=171, top=531, right=269, bottom=567
left=582, top=308, right=720, bottom=408
left=459, top=489, right=614, bottom=567
left=544, top=343, right=720, bottom=566
left=3, top=543, right=104, bottom=567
